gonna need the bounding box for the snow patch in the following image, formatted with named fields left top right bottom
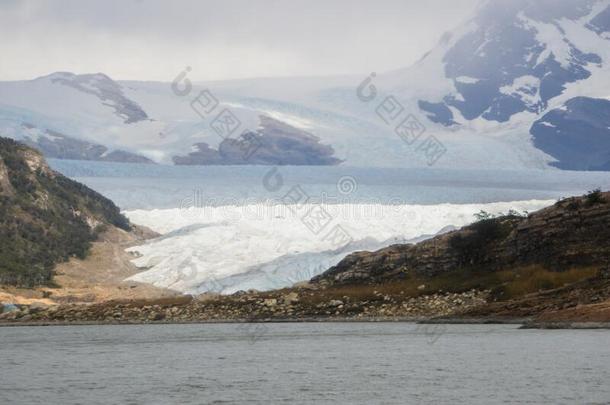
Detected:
left=500, top=75, right=541, bottom=108
left=518, top=12, right=574, bottom=69
left=455, top=76, right=480, bottom=84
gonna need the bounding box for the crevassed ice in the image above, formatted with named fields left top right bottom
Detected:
left=125, top=200, right=553, bottom=295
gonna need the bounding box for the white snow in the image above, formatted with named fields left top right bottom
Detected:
left=223, top=102, right=316, bottom=130
left=500, top=75, right=541, bottom=109
left=455, top=76, right=480, bottom=84
left=537, top=9, right=610, bottom=111
left=517, top=13, right=574, bottom=69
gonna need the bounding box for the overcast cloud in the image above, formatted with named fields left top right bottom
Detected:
left=0, top=0, right=479, bottom=82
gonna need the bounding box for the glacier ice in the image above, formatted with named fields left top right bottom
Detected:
left=124, top=200, right=554, bottom=294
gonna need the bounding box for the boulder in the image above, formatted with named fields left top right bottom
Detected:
left=281, top=292, right=299, bottom=304
left=263, top=298, right=278, bottom=307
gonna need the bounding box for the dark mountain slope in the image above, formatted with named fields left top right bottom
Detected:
left=531, top=97, right=610, bottom=170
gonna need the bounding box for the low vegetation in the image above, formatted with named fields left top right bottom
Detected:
left=585, top=188, right=606, bottom=206
left=302, top=265, right=600, bottom=305
left=448, top=213, right=517, bottom=266
left=0, top=137, right=130, bottom=287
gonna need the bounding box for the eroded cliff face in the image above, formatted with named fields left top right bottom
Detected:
left=313, top=192, right=610, bottom=285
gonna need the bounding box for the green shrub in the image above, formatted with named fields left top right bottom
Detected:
left=585, top=188, right=605, bottom=207
left=0, top=137, right=131, bottom=287
left=566, top=199, right=581, bottom=211
left=449, top=218, right=512, bottom=265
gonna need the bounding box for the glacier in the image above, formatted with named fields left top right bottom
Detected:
left=124, top=200, right=554, bottom=294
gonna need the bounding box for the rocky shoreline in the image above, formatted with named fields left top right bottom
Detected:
left=0, top=288, right=488, bottom=325
left=3, top=285, right=610, bottom=329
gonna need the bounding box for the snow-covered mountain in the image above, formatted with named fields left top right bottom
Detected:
left=396, top=0, right=610, bottom=170
left=0, top=72, right=163, bottom=163
left=0, top=0, right=609, bottom=169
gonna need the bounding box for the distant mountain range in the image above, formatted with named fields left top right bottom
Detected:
left=0, top=0, right=609, bottom=169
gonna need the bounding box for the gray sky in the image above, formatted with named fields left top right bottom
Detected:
left=0, top=0, right=480, bottom=82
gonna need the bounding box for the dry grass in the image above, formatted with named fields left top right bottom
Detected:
left=102, top=295, right=193, bottom=308
left=493, top=266, right=599, bottom=300
left=303, top=265, right=601, bottom=304
left=68, top=265, right=600, bottom=309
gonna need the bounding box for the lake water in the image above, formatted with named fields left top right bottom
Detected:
left=1, top=323, right=609, bottom=404
left=48, top=160, right=610, bottom=209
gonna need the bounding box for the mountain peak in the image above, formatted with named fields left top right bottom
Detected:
left=413, top=0, right=607, bottom=125
left=41, top=71, right=149, bottom=124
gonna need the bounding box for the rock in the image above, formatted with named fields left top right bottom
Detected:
left=196, top=292, right=222, bottom=302
left=281, top=292, right=299, bottom=305
left=263, top=298, right=278, bottom=307
left=149, top=312, right=165, bottom=321
left=28, top=302, right=50, bottom=313
left=1, top=303, right=19, bottom=314
left=328, top=300, right=344, bottom=307
left=417, top=284, right=426, bottom=291
left=47, top=306, right=59, bottom=314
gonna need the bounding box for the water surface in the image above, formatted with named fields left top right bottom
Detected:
left=49, top=160, right=610, bottom=209
left=1, top=323, right=609, bottom=404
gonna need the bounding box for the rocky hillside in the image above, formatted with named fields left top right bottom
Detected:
left=173, top=115, right=342, bottom=166
left=314, top=191, right=610, bottom=287
left=0, top=137, right=131, bottom=286
left=531, top=97, right=610, bottom=170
